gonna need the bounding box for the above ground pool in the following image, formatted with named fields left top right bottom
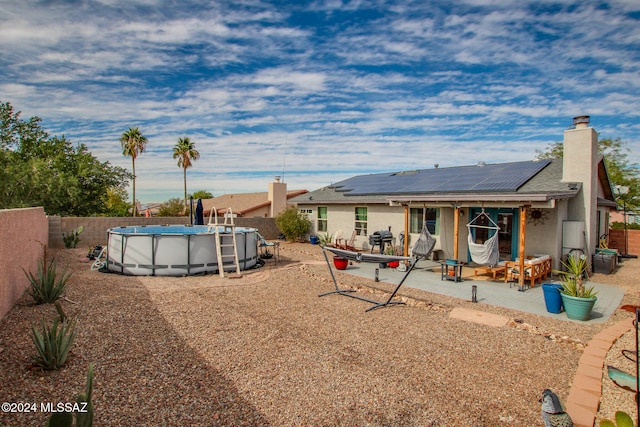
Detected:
left=106, top=225, right=259, bottom=276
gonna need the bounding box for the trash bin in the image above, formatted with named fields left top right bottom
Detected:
left=592, top=253, right=615, bottom=274
left=542, top=283, right=564, bottom=314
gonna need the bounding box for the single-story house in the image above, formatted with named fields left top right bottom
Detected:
left=201, top=177, right=307, bottom=219
left=290, top=116, right=617, bottom=271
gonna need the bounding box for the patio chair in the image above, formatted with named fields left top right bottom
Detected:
left=258, top=233, right=280, bottom=262
left=336, top=230, right=357, bottom=251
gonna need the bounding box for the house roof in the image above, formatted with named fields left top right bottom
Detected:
left=291, top=159, right=591, bottom=206
left=200, top=189, right=308, bottom=216
left=334, top=160, right=551, bottom=195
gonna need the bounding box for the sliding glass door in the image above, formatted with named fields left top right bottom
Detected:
left=468, top=208, right=518, bottom=261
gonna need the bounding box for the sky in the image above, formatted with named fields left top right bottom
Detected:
left=1, top=0, right=639, bottom=204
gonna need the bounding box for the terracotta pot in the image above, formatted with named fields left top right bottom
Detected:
left=333, top=256, right=349, bottom=270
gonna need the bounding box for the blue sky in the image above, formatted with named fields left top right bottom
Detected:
left=1, top=0, right=639, bottom=203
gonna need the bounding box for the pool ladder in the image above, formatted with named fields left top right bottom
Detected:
left=207, top=207, right=241, bottom=278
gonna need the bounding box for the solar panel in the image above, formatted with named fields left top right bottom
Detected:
left=337, top=160, right=550, bottom=196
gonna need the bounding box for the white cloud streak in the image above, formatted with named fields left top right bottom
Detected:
left=0, top=0, right=638, bottom=202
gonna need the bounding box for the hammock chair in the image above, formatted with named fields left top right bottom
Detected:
left=318, top=222, right=436, bottom=312
left=467, top=210, right=500, bottom=267
left=412, top=221, right=437, bottom=259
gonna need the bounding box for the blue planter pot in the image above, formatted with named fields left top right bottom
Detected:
left=309, top=235, right=319, bottom=245
left=542, top=283, right=564, bottom=314
left=560, top=293, right=597, bottom=321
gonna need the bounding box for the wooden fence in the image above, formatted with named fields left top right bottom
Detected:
left=608, top=229, right=640, bottom=256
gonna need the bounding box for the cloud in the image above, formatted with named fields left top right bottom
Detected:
left=1, top=0, right=639, bottom=202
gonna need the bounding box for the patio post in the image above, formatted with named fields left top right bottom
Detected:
left=403, top=204, right=409, bottom=257
left=453, top=206, right=460, bottom=259
left=518, top=205, right=528, bottom=288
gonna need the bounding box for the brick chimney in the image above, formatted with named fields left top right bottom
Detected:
left=268, top=176, right=287, bottom=217
left=563, top=115, right=600, bottom=251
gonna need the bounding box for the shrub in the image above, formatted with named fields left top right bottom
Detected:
left=31, top=317, right=77, bottom=370
left=62, top=226, right=84, bottom=248
left=611, top=221, right=640, bottom=230
left=25, top=252, right=72, bottom=304
left=157, top=198, right=185, bottom=216
left=275, top=206, right=311, bottom=242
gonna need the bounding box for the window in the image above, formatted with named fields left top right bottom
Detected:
left=317, top=206, right=327, bottom=232
left=409, top=208, right=440, bottom=234
left=355, top=207, right=368, bottom=236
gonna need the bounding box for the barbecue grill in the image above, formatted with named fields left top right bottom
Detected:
left=369, top=230, right=393, bottom=253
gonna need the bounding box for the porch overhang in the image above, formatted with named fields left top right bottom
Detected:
left=387, top=191, right=576, bottom=208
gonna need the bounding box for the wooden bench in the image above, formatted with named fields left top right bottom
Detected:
left=473, top=265, right=507, bottom=280
left=504, top=255, right=552, bottom=289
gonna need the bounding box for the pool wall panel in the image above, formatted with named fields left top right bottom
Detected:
left=106, top=225, right=258, bottom=276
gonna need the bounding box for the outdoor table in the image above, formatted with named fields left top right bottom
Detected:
left=440, top=259, right=464, bottom=282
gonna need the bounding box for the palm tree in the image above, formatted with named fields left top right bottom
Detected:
left=120, top=127, right=148, bottom=216
left=172, top=137, right=200, bottom=210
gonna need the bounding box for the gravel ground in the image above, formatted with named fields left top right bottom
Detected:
left=1, top=244, right=639, bottom=426
left=590, top=256, right=640, bottom=425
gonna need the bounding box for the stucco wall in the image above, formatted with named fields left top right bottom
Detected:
left=523, top=206, right=563, bottom=267
left=303, top=202, right=571, bottom=268
left=49, top=216, right=281, bottom=248
left=307, top=204, right=425, bottom=253
left=0, top=207, right=48, bottom=320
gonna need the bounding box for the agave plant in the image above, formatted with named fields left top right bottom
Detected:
left=318, top=233, right=334, bottom=246
left=25, top=252, right=72, bottom=304
left=554, top=253, right=597, bottom=299
left=31, top=317, right=77, bottom=370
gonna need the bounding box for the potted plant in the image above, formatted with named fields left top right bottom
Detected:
left=319, top=233, right=334, bottom=247
left=333, top=256, right=349, bottom=270
left=555, top=254, right=598, bottom=321
left=386, top=246, right=400, bottom=269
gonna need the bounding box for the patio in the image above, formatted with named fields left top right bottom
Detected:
left=334, top=259, right=625, bottom=322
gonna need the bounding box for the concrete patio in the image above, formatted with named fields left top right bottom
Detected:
left=336, top=259, right=625, bottom=322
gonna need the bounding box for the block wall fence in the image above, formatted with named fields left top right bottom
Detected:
left=0, top=208, right=48, bottom=319
left=48, top=216, right=281, bottom=249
